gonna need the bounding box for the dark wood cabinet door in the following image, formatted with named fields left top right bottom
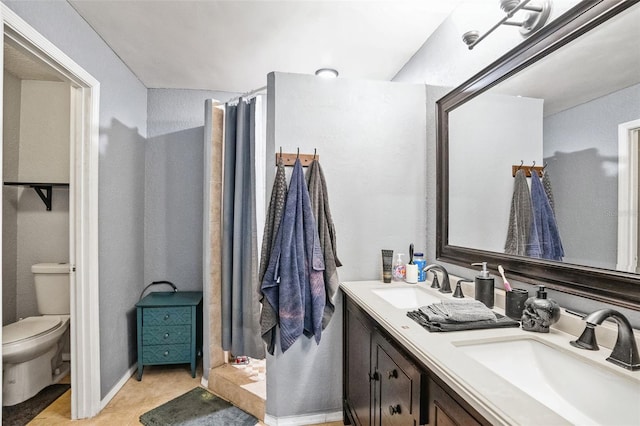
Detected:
left=345, top=302, right=373, bottom=425
left=430, top=379, right=481, bottom=426
left=375, top=344, right=416, bottom=426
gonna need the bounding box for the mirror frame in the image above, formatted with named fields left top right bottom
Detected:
left=436, top=0, right=640, bottom=310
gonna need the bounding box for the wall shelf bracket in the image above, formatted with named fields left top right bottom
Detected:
left=3, top=181, right=69, bottom=211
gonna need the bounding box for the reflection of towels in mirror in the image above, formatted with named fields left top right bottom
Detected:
left=542, top=170, right=555, bottom=213
left=505, top=169, right=532, bottom=256
left=528, top=172, right=564, bottom=261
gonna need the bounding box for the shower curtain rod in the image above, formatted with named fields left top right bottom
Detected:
left=226, top=85, right=267, bottom=104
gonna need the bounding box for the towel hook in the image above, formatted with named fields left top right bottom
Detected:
left=517, top=160, right=523, bottom=170
left=543, top=162, right=548, bottom=170
left=296, top=147, right=299, bottom=159
left=313, top=148, right=317, bottom=160
left=279, top=146, right=282, bottom=158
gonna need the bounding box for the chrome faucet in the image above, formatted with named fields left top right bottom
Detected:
left=570, top=308, right=640, bottom=371
left=424, top=264, right=451, bottom=294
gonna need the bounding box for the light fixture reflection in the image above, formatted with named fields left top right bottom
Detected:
left=315, top=68, right=339, bottom=78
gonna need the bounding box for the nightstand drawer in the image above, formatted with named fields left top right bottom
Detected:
left=142, top=344, right=191, bottom=363
left=142, top=325, right=191, bottom=345
left=143, top=306, right=191, bottom=326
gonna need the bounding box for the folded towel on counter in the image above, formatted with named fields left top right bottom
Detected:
left=419, top=300, right=497, bottom=323
left=407, top=310, right=519, bottom=332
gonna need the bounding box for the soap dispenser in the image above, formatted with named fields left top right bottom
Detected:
left=521, top=285, right=561, bottom=333
left=472, top=262, right=494, bottom=308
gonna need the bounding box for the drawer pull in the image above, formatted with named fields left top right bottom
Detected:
left=388, top=369, right=398, bottom=379
left=164, top=314, right=170, bottom=320
left=164, top=350, right=169, bottom=357
left=389, top=404, right=401, bottom=415
left=164, top=333, right=170, bottom=339
left=368, top=371, right=380, bottom=382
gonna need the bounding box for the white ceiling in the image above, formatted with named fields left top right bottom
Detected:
left=492, top=3, right=640, bottom=116
left=68, top=0, right=466, bottom=93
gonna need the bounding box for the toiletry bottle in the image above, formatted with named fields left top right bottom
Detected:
left=521, top=285, right=561, bottom=333
left=472, top=262, right=494, bottom=308
left=414, top=252, right=426, bottom=282
left=406, top=244, right=418, bottom=283
left=392, top=253, right=406, bottom=282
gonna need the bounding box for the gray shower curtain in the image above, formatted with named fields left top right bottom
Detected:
left=221, top=98, right=265, bottom=359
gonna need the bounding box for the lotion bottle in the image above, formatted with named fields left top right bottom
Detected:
left=472, top=262, right=494, bottom=308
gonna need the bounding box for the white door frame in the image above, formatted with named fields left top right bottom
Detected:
left=617, top=118, right=640, bottom=273
left=0, top=5, right=101, bottom=418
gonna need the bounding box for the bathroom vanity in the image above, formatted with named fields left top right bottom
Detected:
left=344, top=294, right=485, bottom=425
left=341, top=280, right=640, bottom=426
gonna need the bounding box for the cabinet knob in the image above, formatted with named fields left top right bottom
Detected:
left=163, top=350, right=169, bottom=357
left=389, top=404, right=401, bottom=415
left=368, top=371, right=380, bottom=382
left=388, top=369, right=398, bottom=379
left=164, top=333, right=170, bottom=339
left=164, top=314, right=170, bottom=320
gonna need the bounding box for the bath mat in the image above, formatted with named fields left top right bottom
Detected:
left=139, top=387, right=259, bottom=426
left=2, top=383, right=70, bottom=426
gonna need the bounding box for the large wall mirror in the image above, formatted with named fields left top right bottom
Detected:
left=437, top=0, right=640, bottom=310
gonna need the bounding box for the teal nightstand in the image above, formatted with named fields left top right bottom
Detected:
left=136, top=291, right=203, bottom=380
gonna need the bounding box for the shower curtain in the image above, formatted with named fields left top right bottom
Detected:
left=221, top=97, right=265, bottom=359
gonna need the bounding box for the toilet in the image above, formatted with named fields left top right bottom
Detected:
left=2, top=263, right=71, bottom=406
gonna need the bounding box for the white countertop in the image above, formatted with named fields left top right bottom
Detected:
left=340, top=279, right=640, bottom=426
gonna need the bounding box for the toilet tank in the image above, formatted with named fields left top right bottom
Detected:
left=32, top=263, right=71, bottom=315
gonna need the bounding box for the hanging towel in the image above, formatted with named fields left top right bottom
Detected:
left=258, top=158, right=287, bottom=355
left=306, top=159, right=342, bottom=329
left=542, top=170, right=555, bottom=214
left=528, top=171, right=564, bottom=261
left=261, top=159, right=325, bottom=352
left=505, top=169, right=535, bottom=256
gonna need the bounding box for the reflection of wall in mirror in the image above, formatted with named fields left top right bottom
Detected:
left=543, top=83, right=640, bottom=270
left=449, top=93, right=543, bottom=252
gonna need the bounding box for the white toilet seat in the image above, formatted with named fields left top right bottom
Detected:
left=3, top=316, right=62, bottom=345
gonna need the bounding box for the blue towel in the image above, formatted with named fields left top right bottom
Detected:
left=528, top=172, right=564, bottom=260
left=260, top=159, right=325, bottom=352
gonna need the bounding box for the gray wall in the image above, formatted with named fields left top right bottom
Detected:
left=2, top=69, right=20, bottom=325
left=544, top=83, right=640, bottom=270
left=395, top=3, right=640, bottom=327
left=15, top=81, right=70, bottom=319
left=4, top=0, right=148, bottom=397
left=267, top=72, right=427, bottom=418
left=145, top=89, right=236, bottom=289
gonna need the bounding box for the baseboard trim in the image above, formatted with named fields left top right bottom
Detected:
left=263, top=410, right=343, bottom=426
left=200, top=376, right=209, bottom=388
left=100, top=363, right=137, bottom=411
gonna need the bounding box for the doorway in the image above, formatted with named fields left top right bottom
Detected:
left=617, top=118, right=640, bottom=273
left=1, top=5, right=100, bottom=418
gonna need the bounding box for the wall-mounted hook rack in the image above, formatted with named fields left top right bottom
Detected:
left=276, top=148, right=318, bottom=167
left=3, top=181, right=69, bottom=211
left=511, top=165, right=544, bottom=177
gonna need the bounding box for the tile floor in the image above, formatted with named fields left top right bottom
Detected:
left=27, top=362, right=343, bottom=426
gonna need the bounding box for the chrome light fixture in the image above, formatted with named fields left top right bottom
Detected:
left=463, top=0, right=552, bottom=50
left=315, top=68, right=339, bottom=78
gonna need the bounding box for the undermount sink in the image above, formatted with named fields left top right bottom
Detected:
left=372, top=286, right=441, bottom=309
left=456, top=338, right=640, bottom=425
